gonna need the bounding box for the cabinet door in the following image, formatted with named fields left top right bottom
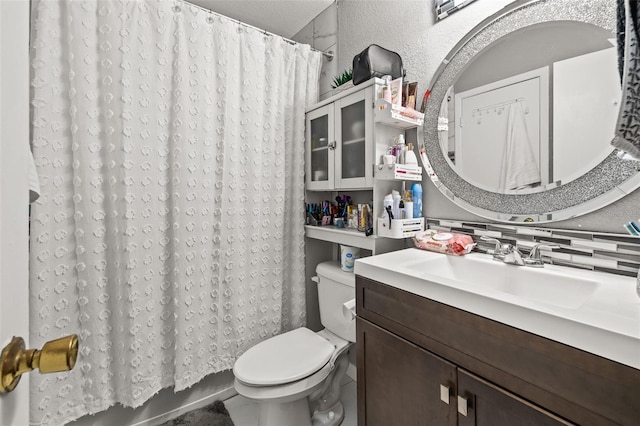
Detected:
left=457, top=369, right=574, bottom=426
left=357, top=318, right=457, bottom=426
left=335, top=89, right=373, bottom=189
left=306, top=104, right=334, bottom=190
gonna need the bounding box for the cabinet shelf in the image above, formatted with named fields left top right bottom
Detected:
left=374, top=163, right=422, bottom=181
left=305, top=225, right=381, bottom=251
left=312, top=145, right=328, bottom=152
left=374, top=99, right=424, bottom=128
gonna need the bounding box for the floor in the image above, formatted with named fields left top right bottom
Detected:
left=225, top=379, right=357, bottom=426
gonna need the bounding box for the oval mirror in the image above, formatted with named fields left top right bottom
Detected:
left=420, top=0, right=640, bottom=223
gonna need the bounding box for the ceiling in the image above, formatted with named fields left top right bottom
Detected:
left=185, top=0, right=333, bottom=39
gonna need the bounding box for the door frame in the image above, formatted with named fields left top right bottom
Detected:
left=0, top=0, right=31, bottom=424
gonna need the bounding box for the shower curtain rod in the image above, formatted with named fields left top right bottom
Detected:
left=177, top=0, right=335, bottom=61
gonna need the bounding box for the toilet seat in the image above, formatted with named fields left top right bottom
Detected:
left=233, top=327, right=335, bottom=386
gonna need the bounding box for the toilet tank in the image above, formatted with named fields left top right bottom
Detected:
left=315, top=261, right=356, bottom=342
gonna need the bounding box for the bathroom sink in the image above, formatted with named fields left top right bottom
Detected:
left=355, top=248, right=640, bottom=370
left=383, top=251, right=599, bottom=309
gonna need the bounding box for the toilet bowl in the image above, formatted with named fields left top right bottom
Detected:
left=232, top=261, right=355, bottom=426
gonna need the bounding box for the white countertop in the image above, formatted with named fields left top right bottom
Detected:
left=354, top=248, right=640, bottom=370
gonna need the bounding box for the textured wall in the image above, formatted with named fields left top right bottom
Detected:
left=293, top=3, right=338, bottom=100
left=337, top=0, right=640, bottom=233
left=337, top=0, right=512, bottom=91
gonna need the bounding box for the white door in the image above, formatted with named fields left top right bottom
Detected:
left=455, top=67, right=549, bottom=192
left=553, top=46, right=620, bottom=184
left=1, top=1, right=31, bottom=424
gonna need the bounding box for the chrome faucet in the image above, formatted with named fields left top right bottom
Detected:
left=481, top=237, right=507, bottom=260
left=481, top=237, right=559, bottom=267
left=523, top=243, right=560, bottom=268
left=481, top=237, right=524, bottom=265
left=501, top=244, right=525, bottom=266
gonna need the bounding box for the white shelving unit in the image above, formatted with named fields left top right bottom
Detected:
left=304, top=79, right=424, bottom=255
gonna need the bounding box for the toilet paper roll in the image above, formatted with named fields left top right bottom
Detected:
left=342, top=298, right=356, bottom=321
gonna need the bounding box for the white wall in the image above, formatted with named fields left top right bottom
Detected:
left=293, top=3, right=339, bottom=101
left=0, top=0, right=31, bottom=424
left=336, top=0, right=640, bottom=233
left=337, top=0, right=513, bottom=91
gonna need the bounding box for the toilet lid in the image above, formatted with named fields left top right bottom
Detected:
left=233, top=327, right=335, bottom=386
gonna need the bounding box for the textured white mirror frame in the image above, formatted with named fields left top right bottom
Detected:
left=421, top=0, right=640, bottom=223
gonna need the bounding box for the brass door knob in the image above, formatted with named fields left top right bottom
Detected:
left=0, top=334, right=78, bottom=393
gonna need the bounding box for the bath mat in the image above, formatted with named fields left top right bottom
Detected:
left=159, top=400, right=235, bottom=426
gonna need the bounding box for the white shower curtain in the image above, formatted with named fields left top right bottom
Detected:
left=28, top=1, right=321, bottom=424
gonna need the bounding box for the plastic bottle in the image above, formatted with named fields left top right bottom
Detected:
left=340, top=245, right=360, bottom=272
left=382, top=75, right=392, bottom=102
left=411, top=183, right=422, bottom=218
left=382, top=194, right=394, bottom=219
left=404, top=143, right=418, bottom=165
left=392, top=190, right=401, bottom=219
left=404, top=201, right=413, bottom=219
left=396, top=134, right=406, bottom=164
left=358, top=204, right=368, bottom=232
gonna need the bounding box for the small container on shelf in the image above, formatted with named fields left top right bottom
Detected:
left=375, top=163, right=422, bottom=181
left=377, top=217, right=424, bottom=239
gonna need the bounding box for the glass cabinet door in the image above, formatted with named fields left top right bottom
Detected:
left=335, top=89, right=373, bottom=189
left=306, top=104, right=334, bottom=190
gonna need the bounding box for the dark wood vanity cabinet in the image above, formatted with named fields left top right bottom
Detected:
left=456, top=369, right=569, bottom=426
left=358, top=319, right=568, bottom=426
left=358, top=319, right=457, bottom=425
left=356, top=276, right=640, bottom=426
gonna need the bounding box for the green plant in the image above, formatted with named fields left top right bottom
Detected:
left=331, top=69, right=353, bottom=89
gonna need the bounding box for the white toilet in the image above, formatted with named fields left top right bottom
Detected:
left=233, top=261, right=356, bottom=426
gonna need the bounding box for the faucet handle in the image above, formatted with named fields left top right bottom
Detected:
left=480, top=236, right=503, bottom=253
left=525, top=243, right=559, bottom=267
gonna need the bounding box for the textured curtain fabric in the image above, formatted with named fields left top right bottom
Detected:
left=28, top=1, right=321, bottom=424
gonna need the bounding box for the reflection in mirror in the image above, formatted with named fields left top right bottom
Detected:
left=421, top=0, right=640, bottom=223
left=435, top=0, right=478, bottom=21
left=439, top=21, right=620, bottom=194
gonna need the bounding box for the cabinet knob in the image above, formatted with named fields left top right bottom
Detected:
left=457, top=395, right=468, bottom=416
left=328, top=141, right=336, bottom=150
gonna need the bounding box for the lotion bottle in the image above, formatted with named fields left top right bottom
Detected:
left=405, top=143, right=418, bottom=165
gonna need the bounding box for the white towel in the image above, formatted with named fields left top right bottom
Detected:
left=498, top=102, right=541, bottom=191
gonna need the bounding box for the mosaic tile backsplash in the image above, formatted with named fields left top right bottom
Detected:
left=426, top=219, right=640, bottom=278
